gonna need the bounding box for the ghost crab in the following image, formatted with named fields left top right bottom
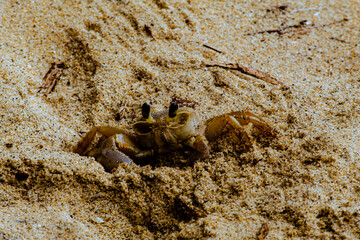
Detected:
left=74, top=102, right=277, bottom=171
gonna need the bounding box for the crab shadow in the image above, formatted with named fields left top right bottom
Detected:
left=132, top=147, right=198, bottom=169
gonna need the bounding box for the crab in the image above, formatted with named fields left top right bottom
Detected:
left=74, top=102, right=277, bottom=172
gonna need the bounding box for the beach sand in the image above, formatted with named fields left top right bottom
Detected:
left=1, top=0, right=359, bottom=238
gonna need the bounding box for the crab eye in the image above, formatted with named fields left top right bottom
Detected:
left=142, top=103, right=151, bottom=119
left=133, top=122, right=153, bottom=134
left=168, top=102, right=178, bottom=118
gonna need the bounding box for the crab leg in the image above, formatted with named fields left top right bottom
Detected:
left=74, top=126, right=131, bottom=155
left=230, top=111, right=277, bottom=137
left=185, top=135, right=210, bottom=159
left=205, top=114, right=253, bottom=151
left=205, top=111, right=276, bottom=152
left=84, top=136, right=134, bottom=172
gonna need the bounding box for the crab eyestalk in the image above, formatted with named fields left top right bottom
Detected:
left=169, top=102, right=178, bottom=118
left=142, top=103, right=155, bottom=123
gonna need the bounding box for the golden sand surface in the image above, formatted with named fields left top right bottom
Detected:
left=1, top=0, right=359, bottom=238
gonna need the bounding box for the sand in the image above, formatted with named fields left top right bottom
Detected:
left=1, top=0, right=359, bottom=239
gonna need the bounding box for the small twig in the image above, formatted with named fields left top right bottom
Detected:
left=144, top=24, right=154, bottom=38
left=329, top=36, right=358, bottom=45
left=246, top=18, right=348, bottom=36
left=266, top=3, right=290, bottom=13
left=291, top=7, right=325, bottom=13
left=329, top=37, right=347, bottom=43
left=256, top=223, right=270, bottom=240
left=204, top=62, right=283, bottom=85
left=40, top=62, right=65, bottom=95
left=246, top=20, right=312, bottom=35
left=202, top=44, right=223, bottom=54
left=318, top=18, right=348, bottom=28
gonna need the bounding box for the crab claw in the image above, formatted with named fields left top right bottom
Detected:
left=100, top=148, right=132, bottom=172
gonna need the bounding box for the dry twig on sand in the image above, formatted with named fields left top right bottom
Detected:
left=40, top=62, right=65, bottom=95
left=246, top=18, right=348, bottom=36
left=202, top=44, right=223, bottom=54
left=204, top=62, right=283, bottom=85
left=256, top=223, right=270, bottom=240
